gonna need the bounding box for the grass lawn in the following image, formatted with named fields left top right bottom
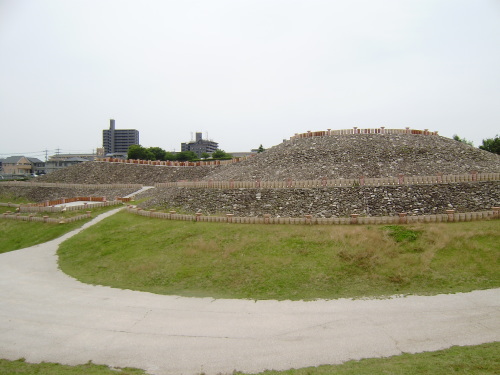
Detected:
left=2, top=342, right=498, bottom=374
left=0, top=205, right=122, bottom=254
left=58, top=211, right=500, bottom=300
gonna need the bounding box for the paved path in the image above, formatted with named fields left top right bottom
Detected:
left=124, top=186, right=155, bottom=198
left=0, top=209, right=499, bottom=375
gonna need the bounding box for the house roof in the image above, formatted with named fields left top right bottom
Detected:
left=2, top=156, right=43, bottom=164
left=47, top=157, right=88, bottom=163
left=2, top=156, right=23, bottom=163
left=27, top=157, right=43, bottom=163
left=66, top=157, right=88, bottom=162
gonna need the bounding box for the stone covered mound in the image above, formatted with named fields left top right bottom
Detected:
left=21, top=132, right=500, bottom=217
left=204, top=134, right=500, bottom=181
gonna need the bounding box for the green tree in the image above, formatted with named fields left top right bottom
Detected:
left=164, top=152, right=176, bottom=161
left=175, top=151, right=197, bottom=161
left=127, top=145, right=154, bottom=160
left=200, top=152, right=210, bottom=159
left=212, top=149, right=232, bottom=159
left=479, top=135, right=500, bottom=155
left=452, top=134, right=474, bottom=147
left=147, top=147, right=167, bottom=161
left=257, top=144, right=265, bottom=153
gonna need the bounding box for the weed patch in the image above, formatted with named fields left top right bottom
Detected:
left=383, top=225, right=421, bottom=242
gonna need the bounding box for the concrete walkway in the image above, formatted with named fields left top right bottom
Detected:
left=0, top=208, right=499, bottom=375
left=124, top=185, right=155, bottom=198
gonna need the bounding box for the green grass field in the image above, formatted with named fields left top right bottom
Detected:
left=58, top=211, right=500, bottom=300
left=2, top=342, right=498, bottom=374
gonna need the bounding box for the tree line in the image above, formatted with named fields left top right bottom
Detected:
left=453, top=134, right=500, bottom=155
left=127, top=145, right=232, bottom=161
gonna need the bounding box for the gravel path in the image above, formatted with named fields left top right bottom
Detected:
left=0, top=208, right=498, bottom=375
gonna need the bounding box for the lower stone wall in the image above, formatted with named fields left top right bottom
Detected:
left=137, top=181, right=500, bottom=217
left=127, top=206, right=499, bottom=225
left=0, top=212, right=92, bottom=224
left=3, top=182, right=498, bottom=218
left=0, top=186, right=138, bottom=203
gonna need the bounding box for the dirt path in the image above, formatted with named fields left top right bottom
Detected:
left=0, top=208, right=498, bottom=375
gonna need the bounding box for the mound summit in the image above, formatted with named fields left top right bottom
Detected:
left=204, top=134, right=500, bottom=181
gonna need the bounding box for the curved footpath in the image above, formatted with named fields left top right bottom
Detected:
left=0, top=209, right=499, bottom=375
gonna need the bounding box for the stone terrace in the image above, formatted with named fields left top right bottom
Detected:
left=137, top=182, right=500, bottom=217
left=0, top=186, right=137, bottom=204
left=37, top=162, right=220, bottom=185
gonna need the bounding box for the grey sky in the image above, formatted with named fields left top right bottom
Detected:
left=1, top=0, right=499, bottom=160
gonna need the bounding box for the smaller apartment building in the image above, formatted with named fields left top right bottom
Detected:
left=43, top=152, right=98, bottom=174
left=181, top=132, right=218, bottom=157
left=45, top=156, right=90, bottom=174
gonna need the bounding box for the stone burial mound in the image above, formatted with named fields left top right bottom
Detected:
left=137, top=132, right=499, bottom=218
left=31, top=130, right=500, bottom=218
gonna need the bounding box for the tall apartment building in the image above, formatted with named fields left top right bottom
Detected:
left=181, top=132, right=218, bottom=157
left=102, top=119, right=139, bottom=156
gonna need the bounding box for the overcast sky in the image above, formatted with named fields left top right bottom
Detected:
left=1, top=0, right=499, bottom=160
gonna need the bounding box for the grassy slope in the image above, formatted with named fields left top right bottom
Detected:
left=241, top=342, right=500, bottom=375
left=0, top=220, right=85, bottom=254
left=58, top=211, right=499, bottom=300
left=2, top=342, right=498, bottom=374
left=0, top=205, right=121, bottom=254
